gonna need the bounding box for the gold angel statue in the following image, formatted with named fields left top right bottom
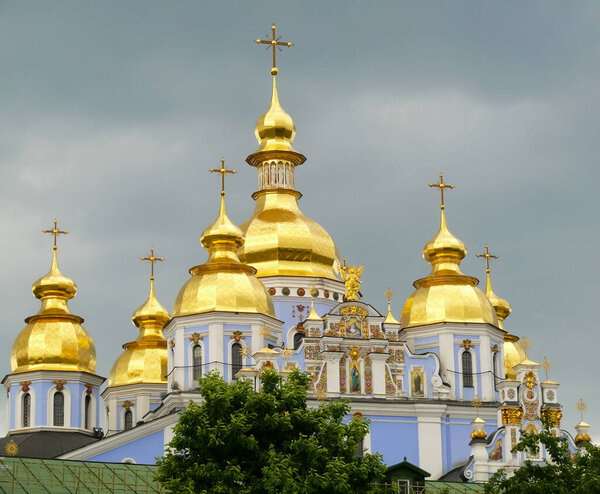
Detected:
left=340, top=258, right=364, bottom=301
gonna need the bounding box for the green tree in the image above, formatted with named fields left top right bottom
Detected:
left=485, top=417, right=600, bottom=494
left=156, top=370, right=386, bottom=494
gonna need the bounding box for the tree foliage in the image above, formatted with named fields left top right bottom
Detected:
left=156, top=370, right=386, bottom=493
left=485, top=417, right=600, bottom=494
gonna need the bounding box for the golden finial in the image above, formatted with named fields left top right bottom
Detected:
left=577, top=398, right=587, bottom=421
left=43, top=219, right=68, bottom=251
left=140, top=247, right=164, bottom=282
left=429, top=173, right=454, bottom=210
left=339, top=258, right=364, bottom=301
left=255, top=24, right=293, bottom=76
left=542, top=356, right=551, bottom=381
left=385, top=286, right=394, bottom=301
left=518, top=337, right=531, bottom=352
left=281, top=347, right=293, bottom=360
left=209, top=158, right=237, bottom=197
left=476, top=245, right=498, bottom=274
left=472, top=395, right=483, bottom=417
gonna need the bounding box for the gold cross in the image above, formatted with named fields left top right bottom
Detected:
left=209, top=158, right=237, bottom=197
left=141, top=247, right=163, bottom=281
left=43, top=220, right=68, bottom=251
left=476, top=245, right=499, bottom=274
left=255, top=24, right=293, bottom=75
left=429, top=173, right=454, bottom=210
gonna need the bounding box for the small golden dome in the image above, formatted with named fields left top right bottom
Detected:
left=485, top=273, right=511, bottom=329
left=384, top=301, right=400, bottom=325
left=254, top=76, right=297, bottom=154
left=400, top=209, right=497, bottom=328
left=174, top=195, right=276, bottom=318
left=503, top=333, right=528, bottom=379
left=108, top=276, right=170, bottom=387
left=11, top=248, right=96, bottom=374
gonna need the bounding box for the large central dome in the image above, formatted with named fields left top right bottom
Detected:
left=238, top=73, right=339, bottom=280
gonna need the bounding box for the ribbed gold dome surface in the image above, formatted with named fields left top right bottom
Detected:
left=400, top=209, right=497, bottom=328
left=503, top=333, right=528, bottom=379
left=174, top=195, right=275, bottom=318
left=11, top=249, right=96, bottom=374
left=108, top=275, right=170, bottom=387
left=238, top=189, right=339, bottom=279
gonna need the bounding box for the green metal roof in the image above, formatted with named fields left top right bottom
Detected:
left=0, top=457, right=163, bottom=494
left=426, top=480, right=486, bottom=492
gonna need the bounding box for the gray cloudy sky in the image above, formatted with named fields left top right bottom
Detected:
left=0, top=1, right=598, bottom=439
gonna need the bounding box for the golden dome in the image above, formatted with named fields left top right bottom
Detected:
left=503, top=333, right=528, bottom=379
left=239, top=189, right=339, bottom=279
left=108, top=273, right=170, bottom=387
left=400, top=208, right=498, bottom=328
left=11, top=248, right=96, bottom=374
left=240, top=70, right=339, bottom=280
left=254, top=75, right=297, bottom=154
left=174, top=194, right=276, bottom=318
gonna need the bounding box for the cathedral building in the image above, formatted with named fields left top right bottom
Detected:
left=0, top=25, right=590, bottom=483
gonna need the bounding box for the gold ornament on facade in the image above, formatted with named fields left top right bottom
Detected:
left=260, top=326, right=272, bottom=338
left=501, top=407, right=524, bottom=425
left=339, top=259, right=363, bottom=301
left=121, top=400, right=134, bottom=410
left=19, top=381, right=31, bottom=392
left=460, top=339, right=473, bottom=351
left=472, top=396, right=483, bottom=415
left=11, top=221, right=97, bottom=374
left=542, top=408, right=563, bottom=428
left=315, top=388, right=327, bottom=401
left=240, top=345, right=253, bottom=358
left=349, top=346, right=362, bottom=361
left=524, top=371, right=537, bottom=389
left=281, top=347, right=293, bottom=360
left=52, top=380, right=67, bottom=391
left=188, top=332, right=203, bottom=344
left=575, top=431, right=592, bottom=444
left=383, top=286, right=400, bottom=325
left=470, top=426, right=488, bottom=440
left=231, top=331, right=246, bottom=342
left=5, top=439, right=18, bottom=457
left=400, top=175, right=498, bottom=328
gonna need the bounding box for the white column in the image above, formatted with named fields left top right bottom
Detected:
left=174, top=326, right=185, bottom=390
left=322, top=352, right=342, bottom=397
left=369, top=353, right=390, bottom=399
left=415, top=404, right=445, bottom=479
left=209, top=323, right=223, bottom=374
left=439, top=332, right=455, bottom=399
left=479, top=335, right=493, bottom=401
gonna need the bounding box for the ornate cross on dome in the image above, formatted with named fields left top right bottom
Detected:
left=209, top=158, right=237, bottom=197
left=255, top=24, right=293, bottom=75
left=476, top=244, right=499, bottom=274
left=429, top=173, right=454, bottom=209
left=141, top=247, right=163, bottom=281
left=43, top=220, right=68, bottom=251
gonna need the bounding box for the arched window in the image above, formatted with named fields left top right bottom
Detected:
left=124, top=410, right=133, bottom=431
left=22, top=393, right=31, bottom=428
left=462, top=352, right=473, bottom=388
left=84, top=394, right=92, bottom=430
left=192, top=344, right=202, bottom=382
left=53, top=391, right=65, bottom=426
left=293, top=332, right=304, bottom=350
left=231, top=343, right=243, bottom=378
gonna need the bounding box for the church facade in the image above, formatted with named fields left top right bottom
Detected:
left=0, top=26, right=591, bottom=482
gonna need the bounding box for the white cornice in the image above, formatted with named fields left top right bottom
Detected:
left=165, top=312, right=282, bottom=337
left=3, top=371, right=105, bottom=389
